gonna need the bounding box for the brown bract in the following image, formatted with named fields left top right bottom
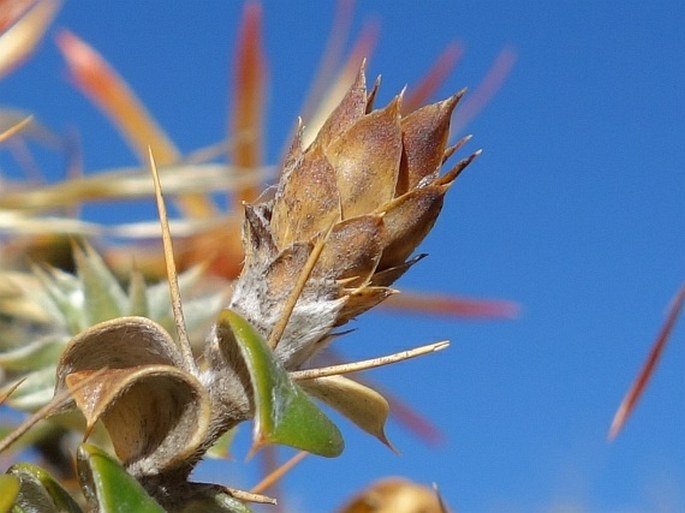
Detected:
left=229, top=64, right=479, bottom=369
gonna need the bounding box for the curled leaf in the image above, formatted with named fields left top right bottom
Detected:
left=216, top=309, right=343, bottom=457
left=56, top=317, right=210, bottom=474
left=66, top=365, right=210, bottom=473
left=56, top=316, right=184, bottom=386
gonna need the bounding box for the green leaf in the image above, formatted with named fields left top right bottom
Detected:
left=126, top=268, right=149, bottom=317
left=32, top=265, right=86, bottom=334
left=73, top=243, right=128, bottom=325
left=0, top=336, right=67, bottom=371
left=216, top=310, right=343, bottom=457
left=2, top=365, right=56, bottom=411
left=7, top=463, right=82, bottom=513
left=77, top=444, right=166, bottom=513
left=0, top=475, right=19, bottom=513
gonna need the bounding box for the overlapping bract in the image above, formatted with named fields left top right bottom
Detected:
left=230, top=65, right=478, bottom=368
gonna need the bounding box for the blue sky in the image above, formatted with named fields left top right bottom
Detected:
left=3, top=2, right=685, bottom=512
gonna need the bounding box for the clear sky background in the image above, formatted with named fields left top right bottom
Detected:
left=3, top=2, right=685, bottom=512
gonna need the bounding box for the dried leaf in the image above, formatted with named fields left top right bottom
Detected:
left=398, top=92, right=463, bottom=192
left=316, top=215, right=384, bottom=287
left=271, top=145, right=340, bottom=247
left=378, top=185, right=448, bottom=270
left=55, top=317, right=212, bottom=471
left=324, top=97, right=403, bottom=219
left=66, top=365, right=210, bottom=473
left=302, top=28, right=378, bottom=148
left=231, top=1, right=266, bottom=205
left=56, top=317, right=185, bottom=387
left=300, top=375, right=393, bottom=448
left=402, top=43, right=462, bottom=114
left=311, top=63, right=368, bottom=151
left=609, top=282, right=685, bottom=439
left=383, top=290, right=519, bottom=319
left=337, top=478, right=446, bottom=513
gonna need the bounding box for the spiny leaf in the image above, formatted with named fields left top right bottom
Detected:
left=231, top=1, right=266, bottom=205
left=32, top=265, right=86, bottom=335
left=216, top=309, right=343, bottom=457
left=73, top=243, right=128, bottom=325
left=609, top=282, right=685, bottom=439
left=2, top=365, right=56, bottom=411
left=127, top=267, right=149, bottom=317
left=0, top=336, right=65, bottom=371
left=403, top=43, right=462, bottom=114
left=383, top=290, right=519, bottom=319
left=77, top=444, right=165, bottom=513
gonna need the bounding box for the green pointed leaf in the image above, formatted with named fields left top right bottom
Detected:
left=32, top=266, right=86, bottom=334
left=73, top=243, right=128, bottom=325
left=146, top=266, right=202, bottom=322
left=145, top=266, right=224, bottom=338
left=7, top=463, right=82, bottom=513
left=77, top=444, right=165, bottom=513
left=0, top=336, right=67, bottom=371
left=0, top=475, right=19, bottom=513
left=2, top=365, right=56, bottom=410
left=127, top=268, right=149, bottom=317
left=216, top=310, right=343, bottom=457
